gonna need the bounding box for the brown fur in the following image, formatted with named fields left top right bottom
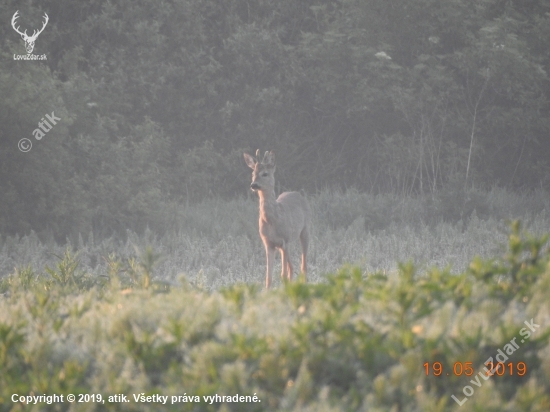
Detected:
left=244, top=150, right=311, bottom=288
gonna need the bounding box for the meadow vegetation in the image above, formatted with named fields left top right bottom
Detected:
left=3, top=1, right=550, bottom=408
left=1, top=189, right=550, bottom=411
left=2, top=187, right=550, bottom=289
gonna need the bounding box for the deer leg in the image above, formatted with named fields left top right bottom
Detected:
left=280, top=247, right=287, bottom=281
left=300, top=227, right=309, bottom=282
left=265, top=245, right=275, bottom=289
left=280, top=246, right=293, bottom=282
left=286, top=254, right=293, bottom=281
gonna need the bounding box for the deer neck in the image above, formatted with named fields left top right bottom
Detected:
left=258, top=188, right=279, bottom=224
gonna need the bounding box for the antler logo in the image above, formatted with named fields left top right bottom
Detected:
left=11, top=10, right=49, bottom=54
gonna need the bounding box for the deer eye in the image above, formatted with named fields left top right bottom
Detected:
left=261, top=172, right=268, bottom=177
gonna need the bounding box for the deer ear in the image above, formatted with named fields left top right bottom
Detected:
left=243, top=153, right=256, bottom=169
left=264, top=151, right=275, bottom=166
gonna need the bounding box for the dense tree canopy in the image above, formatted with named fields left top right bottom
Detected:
left=1, top=0, right=549, bottom=239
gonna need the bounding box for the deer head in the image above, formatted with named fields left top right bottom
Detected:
left=12, top=11, right=49, bottom=54
left=244, top=150, right=276, bottom=192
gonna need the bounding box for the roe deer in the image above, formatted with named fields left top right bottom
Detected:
left=244, top=150, right=311, bottom=289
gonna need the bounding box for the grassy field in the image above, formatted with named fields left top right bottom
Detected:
left=1, top=189, right=550, bottom=411
left=2, top=187, right=550, bottom=289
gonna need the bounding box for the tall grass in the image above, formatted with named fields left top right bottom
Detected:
left=1, top=188, right=548, bottom=289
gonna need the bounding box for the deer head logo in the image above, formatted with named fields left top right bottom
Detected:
left=11, top=11, right=49, bottom=54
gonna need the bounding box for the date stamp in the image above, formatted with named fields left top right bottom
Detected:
left=449, top=317, right=540, bottom=406
left=424, top=361, right=527, bottom=377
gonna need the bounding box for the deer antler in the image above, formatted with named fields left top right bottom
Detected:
left=28, top=13, right=49, bottom=41
left=11, top=11, right=27, bottom=38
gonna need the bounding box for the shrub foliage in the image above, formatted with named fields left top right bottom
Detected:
left=0, top=223, right=549, bottom=411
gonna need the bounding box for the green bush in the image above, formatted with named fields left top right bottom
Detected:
left=0, top=223, right=549, bottom=411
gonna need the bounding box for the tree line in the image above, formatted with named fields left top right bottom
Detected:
left=1, top=0, right=549, bottom=239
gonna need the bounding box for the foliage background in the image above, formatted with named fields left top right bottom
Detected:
left=1, top=0, right=550, bottom=240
